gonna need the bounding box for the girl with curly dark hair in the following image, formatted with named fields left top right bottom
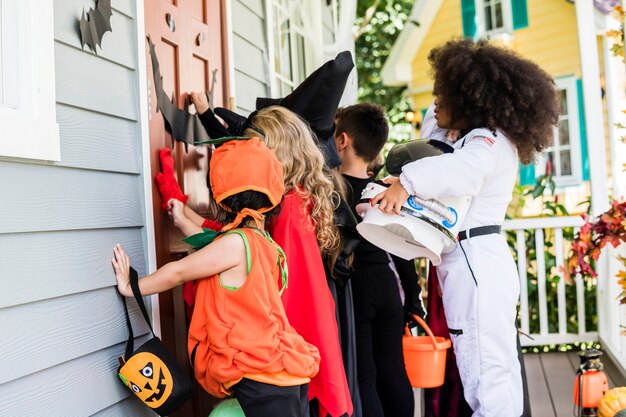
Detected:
left=373, top=38, right=560, bottom=417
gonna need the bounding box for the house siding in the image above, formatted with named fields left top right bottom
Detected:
left=0, top=0, right=154, bottom=415
left=511, top=0, right=581, bottom=77
left=232, top=0, right=271, bottom=114
left=410, top=0, right=463, bottom=113
left=411, top=0, right=463, bottom=88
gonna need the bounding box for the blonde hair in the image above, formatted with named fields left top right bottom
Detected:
left=245, top=106, right=340, bottom=254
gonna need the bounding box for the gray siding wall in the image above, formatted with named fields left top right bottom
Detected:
left=232, top=0, right=271, bottom=115
left=0, top=0, right=155, bottom=415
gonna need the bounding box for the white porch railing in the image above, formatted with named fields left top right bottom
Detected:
left=502, top=216, right=597, bottom=347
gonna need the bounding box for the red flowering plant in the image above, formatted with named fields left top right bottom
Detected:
left=564, top=200, right=626, bottom=307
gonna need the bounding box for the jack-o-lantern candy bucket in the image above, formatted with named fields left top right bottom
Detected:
left=119, top=338, right=194, bottom=415
left=117, top=268, right=194, bottom=416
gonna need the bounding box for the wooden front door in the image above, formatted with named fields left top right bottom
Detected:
left=145, top=1, right=228, bottom=415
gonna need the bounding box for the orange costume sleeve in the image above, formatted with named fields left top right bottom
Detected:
left=268, top=190, right=353, bottom=417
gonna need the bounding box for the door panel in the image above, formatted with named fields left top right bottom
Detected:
left=159, top=41, right=179, bottom=99
left=145, top=1, right=228, bottom=415
left=191, top=56, right=208, bottom=92
left=191, top=0, right=207, bottom=22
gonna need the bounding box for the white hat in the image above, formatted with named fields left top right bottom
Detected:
left=356, top=182, right=470, bottom=265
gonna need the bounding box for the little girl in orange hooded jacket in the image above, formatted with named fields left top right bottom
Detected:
left=113, top=138, right=320, bottom=417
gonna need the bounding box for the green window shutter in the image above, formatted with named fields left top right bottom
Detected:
left=576, top=79, right=590, bottom=181
left=461, top=0, right=477, bottom=39
left=519, top=162, right=536, bottom=186
left=511, top=0, right=529, bottom=30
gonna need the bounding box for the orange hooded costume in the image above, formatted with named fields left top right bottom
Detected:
left=187, top=138, right=320, bottom=397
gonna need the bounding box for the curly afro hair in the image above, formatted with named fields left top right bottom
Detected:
left=428, top=38, right=560, bottom=165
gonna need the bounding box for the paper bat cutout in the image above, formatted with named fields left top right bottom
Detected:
left=147, top=37, right=212, bottom=151
left=79, top=0, right=113, bottom=53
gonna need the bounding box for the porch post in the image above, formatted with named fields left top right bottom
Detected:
left=603, top=36, right=626, bottom=200
left=574, top=0, right=610, bottom=216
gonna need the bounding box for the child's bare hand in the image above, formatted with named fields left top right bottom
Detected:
left=190, top=91, right=209, bottom=115
left=167, top=198, right=187, bottom=227
left=370, top=177, right=410, bottom=215
left=112, top=244, right=132, bottom=297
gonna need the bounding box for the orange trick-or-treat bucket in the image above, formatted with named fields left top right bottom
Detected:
left=403, top=314, right=452, bottom=388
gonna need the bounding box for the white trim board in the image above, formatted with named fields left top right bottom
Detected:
left=381, top=0, right=443, bottom=87
left=134, top=0, right=160, bottom=337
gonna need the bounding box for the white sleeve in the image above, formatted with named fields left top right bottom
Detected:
left=399, top=134, right=498, bottom=199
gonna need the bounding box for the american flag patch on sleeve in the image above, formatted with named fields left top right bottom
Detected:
left=475, top=136, right=495, bottom=147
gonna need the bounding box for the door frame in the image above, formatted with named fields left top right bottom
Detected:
left=135, top=0, right=161, bottom=333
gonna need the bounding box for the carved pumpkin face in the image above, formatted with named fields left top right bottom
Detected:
left=119, top=352, right=173, bottom=408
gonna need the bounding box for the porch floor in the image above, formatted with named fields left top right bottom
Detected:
left=524, top=351, right=623, bottom=417
left=413, top=351, right=626, bottom=417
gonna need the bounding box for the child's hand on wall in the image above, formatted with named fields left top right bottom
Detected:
left=371, top=177, right=410, bottom=215
left=190, top=91, right=209, bottom=115
left=112, top=244, right=132, bottom=297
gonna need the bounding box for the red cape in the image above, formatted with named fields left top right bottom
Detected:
left=269, top=190, right=353, bottom=417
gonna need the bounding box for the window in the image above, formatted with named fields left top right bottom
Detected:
left=266, top=0, right=308, bottom=96
left=462, top=0, right=527, bottom=40
left=483, top=0, right=504, bottom=32
left=476, top=0, right=513, bottom=37
left=535, top=76, right=583, bottom=186
left=0, top=0, right=59, bottom=161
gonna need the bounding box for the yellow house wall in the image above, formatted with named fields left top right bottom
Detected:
left=411, top=0, right=462, bottom=90
left=511, top=0, right=581, bottom=78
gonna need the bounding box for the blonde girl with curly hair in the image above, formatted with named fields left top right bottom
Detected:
left=244, top=105, right=353, bottom=417
left=245, top=106, right=339, bottom=254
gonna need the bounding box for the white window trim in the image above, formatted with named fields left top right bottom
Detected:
left=475, top=0, right=513, bottom=39
left=266, top=0, right=301, bottom=96
left=0, top=0, right=60, bottom=161
left=265, top=0, right=323, bottom=97
left=330, top=0, right=339, bottom=37
left=535, top=76, right=583, bottom=187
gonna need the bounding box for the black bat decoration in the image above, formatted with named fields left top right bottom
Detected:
left=79, top=0, right=113, bottom=53
left=147, top=36, right=212, bottom=151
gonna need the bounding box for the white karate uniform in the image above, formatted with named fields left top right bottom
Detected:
left=399, top=128, right=523, bottom=417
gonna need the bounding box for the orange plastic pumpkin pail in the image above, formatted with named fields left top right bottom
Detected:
left=403, top=314, right=452, bottom=388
